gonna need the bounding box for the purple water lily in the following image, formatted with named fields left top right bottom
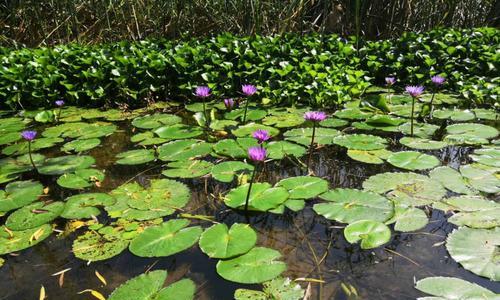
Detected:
left=241, top=84, right=257, bottom=96
left=248, top=146, right=267, bottom=162
left=405, top=85, right=424, bottom=98
left=21, top=130, right=37, bottom=141
left=431, top=75, right=445, bottom=86
left=55, top=100, right=65, bottom=107
left=385, top=77, right=396, bottom=86
left=429, top=76, right=445, bottom=119
left=224, top=98, right=235, bottom=110
left=252, top=129, right=270, bottom=144
left=195, top=86, right=211, bottom=98
left=304, top=111, right=327, bottom=122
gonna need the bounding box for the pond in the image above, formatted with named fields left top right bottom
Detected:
left=0, top=90, right=499, bottom=299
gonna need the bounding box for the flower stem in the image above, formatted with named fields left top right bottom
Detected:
left=429, top=91, right=436, bottom=119
left=57, top=108, right=62, bottom=123
left=306, top=122, right=316, bottom=170
left=244, top=163, right=258, bottom=215
left=410, top=96, right=415, bottom=137
left=28, top=141, right=37, bottom=172
left=202, top=98, right=208, bottom=127
left=242, top=97, right=250, bottom=123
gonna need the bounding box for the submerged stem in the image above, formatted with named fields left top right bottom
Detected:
left=244, top=163, right=258, bottom=215
left=306, top=122, right=316, bottom=171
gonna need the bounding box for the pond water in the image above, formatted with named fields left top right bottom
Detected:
left=0, top=99, right=499, bottom=300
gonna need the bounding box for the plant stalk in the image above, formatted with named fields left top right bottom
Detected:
left=429, top=91, right=436, bottom=119
left=244, top=163, right=259, bottom=215
left=306, top=122, right=316, bottom=170
left=242, top=97, right=250, bottom=123
left=410, top=96, right=415, bottom=136
left=28, top=141, right=37, bottom=172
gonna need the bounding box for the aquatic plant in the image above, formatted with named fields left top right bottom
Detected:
left=405, top=85, right=424, bottom=136
left=252, top=129, right=270, bottom=145
left=429, top=75, right=446, bottom=118
left=224, top=98, right=235, bottom=110
left=303, top=111, right=327, bottom=170
left=195, top=86, right=211, bottom=127
left=241, top=84, right=257, bottom=123
left=20, top=130, right=38, bottom=171
left=244, top=146, right=267, bottom=214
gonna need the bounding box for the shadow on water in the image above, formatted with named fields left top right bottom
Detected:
left=0, top=114, right=498, bottom=300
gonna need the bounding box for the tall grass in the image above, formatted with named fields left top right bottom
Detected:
left=0, top=0, right=497, bottom=47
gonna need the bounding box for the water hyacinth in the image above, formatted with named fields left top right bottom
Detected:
left=252, top=130, right=270, bottom=144
left=244, top=146, right=267, bottom=215
left=241, top=84, right=257, bottom=123
left=385, top=77, right=396, bottom=86
left=224, top=98, right=235, bottom=110
left=429, top=76, right=445, bottom=118
left=20, top=130, right=38, bottom=171
left=304, top=111, right=327, bottom=171
left=405, top=85, right=424, bottom=136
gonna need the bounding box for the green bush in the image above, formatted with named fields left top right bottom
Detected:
left=0, top=27, right=497, bottom=109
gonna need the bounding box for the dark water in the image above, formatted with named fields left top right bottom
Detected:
left=0, top=117, right=499, bottom=300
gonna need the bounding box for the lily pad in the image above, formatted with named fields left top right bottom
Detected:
left=213, top=138, right=257, bottom=158
left=0, top=224, right=52, bottom=255
left=314, top=189, right=393, bottom=223
left=444, top=123, right=498, bottom=145
left=116, top=149, right=156, bottom=165
left=320, top=118, right=349, bottom=128
left=386, top=200, right=428, bottom=232
left=398, top=122, right=439, bottom=138
left=2, top=137, right=64, bottom=156
left=343, top=220, right=391, bottom=249
left=446, top=227, right=500, bottom=281
left=0, top=180, right=43, bottom=213
left=387, top=151, right=440, bottom=170
left=334, top=108, right=373, bottom=120
left=224, top=183, right=289, bottom=212
left=38, top=155, right=95, bottom=175
left=429, top=166, right=477, bottom=195
left=415, top=276, right=498, bottom=300
left=225, top=108, right=267, bottom=122
left=399, top=137, right=447, bottom=150
left=129, top=219, right=202, bottom=257
left=61, top=138, right=101, bottom=153
left=154, top=124, right=204, bottom=139
left=157, top=139, right=212, bottom=161
left=267, top=141, right=306, bottom=159
left=470, top=148, right=500, bottom=168
left=276, top=176, right=328, bottom=199
left=235, top=277, right=304, bottom=300
left=333, top=134, right=387, bottom=150
left=211, top=161, right=254, bottom=183
left=263, top=114, right=304, bottom=128
left=162, top=160, right=213, bottom=178
left=460, top=164, right=500, bottom=194
left=284, top=127, right=340, bottom=146
left=346, top=149, right=392, bottom=164
left=131, top=131, right=168, bottom=146
left=432, top=109, right=475, bottom=121
left=5, top=201, right=64, bottom=231
left=216, top=247, right=287, bottom=284
left=61, top=193, right=115, bottom=219
left=73, top=229, right=130, bottom=261
left=57, top=169, right=105, bottom=189
left=199, top=223, right=257, bottom=259
left=232, top=123, right=279, bottom=138
left=132, top=113, right=181, bottom=129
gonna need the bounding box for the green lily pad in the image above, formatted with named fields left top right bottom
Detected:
left=224, top=183, right=289, bottom=212
left=0, top=180, right=43, bottom=213
left=116, top=149, right=156, bottom=165
left=73, top=228, right=130, bottom=261
left=446, top=227, right=500, bottom=281
left=2, top=137, right=64, bottom=156
left=162, top=160, right=213, bottom=178
left=415, top=276, right=498, bottom=300
left=216, top=247, right=287, bottom=284
left=320, top=118, right=349, bottom=128
left=448, top=208, right=500, bottom=229
left=38, top=155, right=95, bottom=175
left=0, top=154, right=45, bottom=184
left=432, top=109, right=475, bottom=121
left=209, top=119, right=239, bottom=131
left=225, top=108, right=267, bottom=121
left=333, top=134, right=387, bottom=150
left=108, top=270, right=195, bottom=300
left=267, top=141, right=306, bottom=159
left=199, top=223, right=257, bottom=259
left=235, top=277, right=304, bottom=300
left=211, top=161, right=254, bottom=183
left=232, top=123, right=279, bottom=138
left=346, top=149, right=392, bottom=164
left=61, top=138, right=101, bottom=153
left=334, top=108, right=373, bottom=120
left=387, top=151, right=440, bottom=170
left=366, top=115, right=406, bottom=126
left=386, top=200, right=428, bottom=232
left=276, top=176, right=328, bottom=199
left=43, top=122, right=117, bottom=139
left=352, top=121, right=399, bottom=133
left=0, top=224, right=52, bottom=255
left=433, top=195, right=499, bottom=213
left=284, top=127, right=340, bottom=146
left=132, top=113, right=181, bottom=129
left=460, top=164, right=500, bottom=194
left=473, top=108, right=498, bottom=120
left=444, top=123, right=498, bottom=145
left=399, top=137, right=447, bottom=150
left=398, top=122, right=439, bottom=138
left=262, top=114, right=304, bottom=128
left=129, top=219, right=202, bottom=257
left=157, top=139, right=212, bottom=161
left=0, top=131, right=21, bottom=145
left=154, top=124, right=204, bottom=139
left=61, top=193, right=115, bottom=219
left=343, top=220, right=391, bottom=249
left=131, top=131, right=168, bottom=146
left=5, top=201, right=64, bottom=230
left=57, top=169, right=105, bottom=189
left=314, top=189, right=393, bottom=224
left=470, top=148, right=500, bottom=168
left=429, top=166, right=477, bottom=195
left=363, top=172, right=446, bottom=206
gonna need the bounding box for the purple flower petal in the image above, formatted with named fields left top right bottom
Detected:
left=304, top=111, right=327, bottom=122
left=252, top=129, right=271, bottom=144
left=405, top=85, right=425, bottom=98
left=21, top=130, right=37, bottom=141
left=248, top=146, right=267, bottom=162
left=242, top=84, right=257, bottom=96
left=195, top=86, right=211, bottom=98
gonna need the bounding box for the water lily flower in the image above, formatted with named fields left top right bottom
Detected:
left=385, top=77, right=396, bottom=86
left=55, top=100, right=65, bottom=107
left=431, top=75, right=445, bottom=86
left=195, top=86, right=211, bottom=98
left=252, top=129, right=270, bottom=144
left=241, top=84, right=257, bottom=96
left=304, top=111, right=327, bottom=122
left=405, top=85, right=424, bottom=98
left=224, top=98, right=235, bottom=110
left=248, top=146, right=267, bottom=162
left=21, top=130, right=37, bottom=141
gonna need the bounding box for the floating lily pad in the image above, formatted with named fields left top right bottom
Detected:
left=131, top=131, right=168, bottom=146
left=267, top=141, right=306, bottom=159
left=224, top=183, right=289, bottom=212
left=334, top=108, right=373, bottom=120
left=284, top=127, right=340, bottom=146
left=415, top=276, right=498, bottom=300
left=444, top=123, right=498, bottom=145
left=109, top=270, right=195, bottom=299
left=432, top=109, right=475, bottom=121
left=162, top=160, right=213, bottom=178
left=232, top=123, right=279, bottom=138
left=473, top=108, right=498, bottom=120
left=225, top=108, right=267, bottom=121
left=386, top=200, right=428, bottom=232
left=446, top=227, right=500, bottom=281
left=263, top=114, right=304, bottom=128
left=158, top=139, right=212, bottom=161
left=0, top=224, right=52, bottom=255
left=470, top=148, right=500, bottom=167
left=344, top=220, right=391, bottom=249
left=448, top=208, right=500, bottom=229
left=2, top=137, right=64, bottom=156
left=211, top=161, right=254, bottom=183
left=38, top=155, right=95, bottom=175
left=73, top=228, right=130, bottom=261
left=61, top=138, right=101, bottom=153
left=276, top=176, right=328, bottom=199
left=116, top=149, right=156, bottom=165
left=132, top=113, right=181, bottom=129
left=433, top=195, right=498, bottom=213
left=0, top=154, right=45, bottom=184
left=0, top=180, right=43, bottom=213
left=235, top=277, right=304, bottom=300
left=155, top=124, right=204, bottom=139
left=387, top=151, right=440, bottom=170
left=57, top=169, right=105, bottom=189
left=333, top=134, right=387, bottom=150
left=320, top=118, right=349, bottom=128
left=5, top=201, right=64, bottom=231
left=43, top=122, right=116, bottom=139
left=398, top=122, right=439, bottom=138
left=460, top=164, right=500, bottom=194
left=209, top=119, right=239, bottom=131
left=129, top=219, right=202, bottom=257
left=199, top=223, right=257, bottom=259
left=216, top=247, right=286, bottom=284
left=363, top=172, right=446, bottom=206
left=399, top=137, right=447, bottom=150
left=346, top=149, right=392, bottom=164
left=61, top=193, right=115, bottom=219
left=314, top=189, right=393, bottom=224
left=429, top=166, right=477, bottom=195
left=213, top=138, right=257, bottom=158
left=0, top=131, right=21, bottom=146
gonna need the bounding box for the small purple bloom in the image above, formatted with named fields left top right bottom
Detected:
left=248, top=146, right=267, bottom=162
left=385, top=77, right=396, bottom=86
left=304, top=111, right=327, bottom=122
left=252, top=129, right=270, bottom=144
left=21, top=130, right=37, bottom=141
left=55, top=100, right=65, bottom=107
left=242, top=84, right=257, bottom=96
left=405, top=85, right=425, bottom=98
left=195, top=86, right=211, bottom=98
left=224, top=98, right=235, bottom=109
left=431, top=75, right=445, bottom=86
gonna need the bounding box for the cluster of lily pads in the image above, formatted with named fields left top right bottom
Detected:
left=0, top=82, right=498, bottom=298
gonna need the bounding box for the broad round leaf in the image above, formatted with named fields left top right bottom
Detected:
left=267, top=141, right=306, bottom=159
left=61, top=138, right=101, bottom=153
left=224, top=183, right=289, bottom=212
left=333, top=134, right=387, bottom=150
left=399, top=137, right=447, bottom=150
left=284, top=127, right=340, bottom=146
left=73, top=228, right=129, bottom=261
left=162, top=160, right=213, bottom=178
left=38, top=155, right=95, bottom=175
left=154, top=124, right=204, bottom=139
left=346, top=149, right=392, bottom=164
left=0, top=224, right=52, bottom=255
left=158, top=139, right=212, bottom=161
left=232, top=123, right=279, bottom=138
left=61, top=193, right=115, bottom=219
left=429, top=166, right=477, bottom=195
left=0, top=180, right=43, bottom=213
left=116, top=149, right=155, bottom=165
left=415, top=276, right=497, bottom=299
left=5, top=201, right=64, bottom=230
left=57, top=169, right=105, bottom=189
left=344, top=220, right=391, bottom=249
left=276, top=176, right=328, bottom=199
left=199, top=223, right=257, bottom=258
left=211, top=161, right=254, bottom=183
left=132, top=113, right=181, bottom=129
left=387, top=151, right=440, bottom=170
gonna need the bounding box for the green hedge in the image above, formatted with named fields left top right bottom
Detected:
left=0, top=27, right=498, bottom=109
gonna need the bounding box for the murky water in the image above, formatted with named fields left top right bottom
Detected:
left=0, top=112, right=498, bottom=300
